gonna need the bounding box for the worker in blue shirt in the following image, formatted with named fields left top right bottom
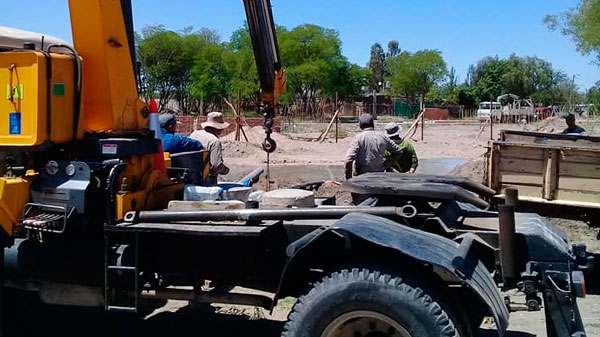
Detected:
left=159, top=113, right=204, bottom=153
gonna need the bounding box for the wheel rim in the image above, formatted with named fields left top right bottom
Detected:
left=320, top=310, right=412, bottom=337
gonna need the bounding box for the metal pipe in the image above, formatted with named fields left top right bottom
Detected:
left=140, top=289, right=272, bottom=309
left=238, top=167, right=264, bottom=186
left=125, top=206, right=416, bottom=223
left=498, top=205, right=517, bottom=282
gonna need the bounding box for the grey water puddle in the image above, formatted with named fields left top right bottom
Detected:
left=224, top=158, right=467, bottom=183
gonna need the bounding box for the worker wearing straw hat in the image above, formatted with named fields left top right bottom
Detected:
left=191, top=112, right=231, bottom=184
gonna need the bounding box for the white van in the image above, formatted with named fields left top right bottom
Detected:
left=477, top=102, right=502, bottom=120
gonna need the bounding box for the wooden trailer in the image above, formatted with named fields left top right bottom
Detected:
left=486, top=130, right=600, bottom=224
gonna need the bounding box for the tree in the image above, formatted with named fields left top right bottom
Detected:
left=387, top=40, right=400, bottom=58
left=138, top=25, right=190, bottom=110
left=387, top=50, right=448, bottom=106
left=277, top=24, right=365, bottom=115
left=190, top=43, right=232, bottom=109
left=470, top=56, right=508, bottom=102
left=545, top=0, right=600, bottom=63
left=138, top=25, right=213, bottom=113
left=368, top=43, right=386, bottom=91
left=587, top=81, right=600, bottom=107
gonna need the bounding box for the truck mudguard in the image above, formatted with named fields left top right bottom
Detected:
left=278, top=212, right=509, bottom=336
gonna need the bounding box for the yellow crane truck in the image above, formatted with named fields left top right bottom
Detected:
left=0, top=1, right=596, bottom=336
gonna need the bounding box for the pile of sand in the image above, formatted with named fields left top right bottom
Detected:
left=524, top=116, right=565, bottom=133
left=449, top=159, right=486, bottom=184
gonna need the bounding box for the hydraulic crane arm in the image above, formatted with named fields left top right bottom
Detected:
left=243, top=0, right=286, bottom=153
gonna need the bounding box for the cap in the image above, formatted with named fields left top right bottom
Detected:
left=359, top=113, right=374, bottom=126
left=385, top=122, right=403, bottom=138
left=159, top=113, right=178, bottom=128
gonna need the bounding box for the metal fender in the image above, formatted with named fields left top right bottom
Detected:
left=278, top=212, right=509, bottom=336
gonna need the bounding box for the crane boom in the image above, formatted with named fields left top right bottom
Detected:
left=243, top=0, right=286, bottom=153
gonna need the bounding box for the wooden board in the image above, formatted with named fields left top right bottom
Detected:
left=496, top=145, right=545, bottom=160
left=558, top=177, right=600, bottom=193
left=499, top=158, right=544, bottom=174
left=501, top=130, right=600, bottom=149
left=500, top=184, right=543, bottom=198
left=561, top=150, right=600, bottom=164
left=499, top=173, right=543, bottom=186
left=542, top=149, right=559, bottom=200
left=556, top=189, right=600, bottom=204
left=559, top=162, right=600, bottom=179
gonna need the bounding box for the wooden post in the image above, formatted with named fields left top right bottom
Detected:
left=335, top=92, right=339, bottom=143
left=490, top=115, right=494, bottom=140
left=236, top=89, right=241, bottom=141
left=420, top=96, right=424, bottom=141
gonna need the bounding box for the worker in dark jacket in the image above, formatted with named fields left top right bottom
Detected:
left=561, top=113, right=587, bottom=136
left=159, top=113, right=204, bottom=153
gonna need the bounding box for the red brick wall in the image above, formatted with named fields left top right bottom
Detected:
left=174, top=116, right=281, bottom=135
left=424, top=108, right=449, bottom=121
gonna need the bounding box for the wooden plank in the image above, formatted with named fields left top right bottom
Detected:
left=561, top=150, right=600, bottom=164
left=499, top=173, right=543, bottom=185
left=499, top=158, right=544, bottom=174
left=500, top=184, right=543, bottom=198
left=493, top=141, right=600, bottom=153
left=487, top=145, right=499, bottom=190
left=495, top=194, right=600, bottom=210
left=558, top=177, right=600, bottom=193
left=556, top=189, right=600, bottom=204
left=496, top=145, right=545, bottom=160
left=543, top=149, right=559, bottom=200
left=501, top=130, right=600, bottom=148
left=559, top=162, right=600, bottom=179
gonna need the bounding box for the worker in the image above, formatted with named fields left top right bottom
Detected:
left=562, top=113, right=587, bottom=136
left=190, top=112, right=231, bottom=184
left=384, top=122, right=419, bottom=174
left=159, top=113, right=204, bottom=154
left=344, top=113, right=402, bottom=179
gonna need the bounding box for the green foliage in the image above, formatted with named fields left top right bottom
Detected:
left=465, top=55, right=572, bottom=105
left=190, top=43, right=231, bottom=103
left=387, top=40, right=401, bottom=58
left=137, top=22, right=366, bottom=115
left=368, top=43, right=386, bottom=90
left=387, top=50, right=447, bottom=104
left=278, top=24, right=366, bottom=107
left=138, top=25, right=212, bottom=112
left=545, top=0, right=600, bottom=64
left=587, top=82, right=600, bottom=106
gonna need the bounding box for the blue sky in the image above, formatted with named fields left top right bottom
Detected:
left=2, top=0, right=598, bottom=89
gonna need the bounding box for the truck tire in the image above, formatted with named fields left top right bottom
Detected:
left=282, top=268, right=466, bottom=337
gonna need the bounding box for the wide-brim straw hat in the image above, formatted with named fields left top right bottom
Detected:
left=201, top=112, right=230, bottom=129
